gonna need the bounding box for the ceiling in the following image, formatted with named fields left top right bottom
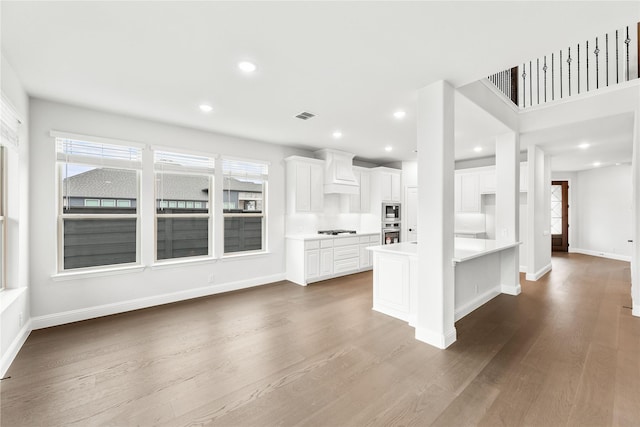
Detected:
left=2, top=1, right=639, bottom=166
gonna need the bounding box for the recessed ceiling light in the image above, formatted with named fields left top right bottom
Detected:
left=332, top=131, right=342, bottom=139
left=385, top=146, right=393, bottom=152
left=473, top=146, right=483, bottom=153
left=393, top=111, right=406, bottom=119
left=238, top=61, right=257, bottom=73
left=199, top=104, right=213, bottom=113
left=593, top=161, right=601, bottom=167
left=579, top=143, right=590, bottom=149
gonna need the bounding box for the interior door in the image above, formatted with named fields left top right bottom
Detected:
left=551, top=180, right=569, bottom=252
left=406, top=187, right=418, bottom=242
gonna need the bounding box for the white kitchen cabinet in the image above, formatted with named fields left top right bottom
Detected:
left=350, top=168, right=371, bottom=213
left=455, top=172, right=480, bottom=213
left=479, top=169, right=496, bottom=194
left=305, top=249, right=320, bottom=280
left=285, top=156, right=324, bottom=214
left=380, top=170, right=401, bottom=202
left=286, top=233, right=379, bottom=285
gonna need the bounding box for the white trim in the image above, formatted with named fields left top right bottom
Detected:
left=50, top=130, right=147, bottom=149
left=570, top=248, right=632, bottom=263
left=1, top=319, right=31, bottom=377
left=454, top=286, right=501, bottom=321
left=525, top=262, right=552, bottom=281
left=32, top=273, right=286, bottom=330
left=519, top=265, right=527, bottom=273
left=51, top=265, right=145, bottom=281
left=372, top=305, right=410, bottom=323
left=151, top=144, right=219, bottom=160
left=501, top=283, right=522, bottom=296
left=415, top=327, right=457, bottom=349
left=151, top=256, right=217, bottom=270
left=221, top=250, right=271, bottom=261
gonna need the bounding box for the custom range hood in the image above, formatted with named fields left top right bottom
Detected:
left=315, top=149, right=359, bottom=195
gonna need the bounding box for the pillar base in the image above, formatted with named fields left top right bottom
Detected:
left=415, top=327, right=457, bottom=349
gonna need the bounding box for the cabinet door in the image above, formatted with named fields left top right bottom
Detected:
left=381, top=172, right=392, bottom=201
left=295, top=163, right=311, bottom=212
left=305, top=249, right=320, bottom=280
left=310, top=163, right=324, bottom=211
left=391, top=173, right=401, bottom=202
left=459, top=173, right=480, bottom=212
left=360, top=171, right=371, bottom=212
left=320, top=248, right=333, bottom=276
left=479, top=170, right=496, bottom=194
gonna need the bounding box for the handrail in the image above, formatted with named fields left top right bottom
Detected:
left=487, top=22, right=639, bottom=109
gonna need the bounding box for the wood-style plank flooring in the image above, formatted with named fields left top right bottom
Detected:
left=1, top=253, right=638, bottom=426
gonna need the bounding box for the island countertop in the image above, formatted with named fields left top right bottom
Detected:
left=367, top=238, right=521, bottom=263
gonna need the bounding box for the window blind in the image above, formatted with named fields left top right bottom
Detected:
left=154, top=150, right=215, bottom=175
left=222, top=158, right=268, bottom=179
left=56, top=137, right=142, bottom=169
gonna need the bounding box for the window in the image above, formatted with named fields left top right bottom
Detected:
left=0, top=96, right=20, bottom=289
left=155, top=150, right=214, bottom=261
left=222, top=158, right=268, bottom=255
left=56, top=137, right=142, bottom=271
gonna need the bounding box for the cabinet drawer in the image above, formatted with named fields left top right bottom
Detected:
left=333, top=236, right=360, bottom=246
left=334, top=257, right=359, bottom=273
left=333, top=245, right=359, bottom=260
left=321, top=239, right=333, bottom=248
left=305, top=240, right=320, bottom=250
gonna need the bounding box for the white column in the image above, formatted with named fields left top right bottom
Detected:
left=526, top=145, right=552, bottom=281
left=495, top=132, right=521, bottom=295
left=632, top=111, right=640, bottom=317
left=415, top=81, right=456, bottom=349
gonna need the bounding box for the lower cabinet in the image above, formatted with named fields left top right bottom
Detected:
left=286, top=234, right=379, bottom=285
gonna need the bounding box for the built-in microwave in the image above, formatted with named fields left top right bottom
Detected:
left=382, top=203, right=401, bottom=221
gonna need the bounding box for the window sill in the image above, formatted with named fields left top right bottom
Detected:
left=0, top=287, right=28, bottom=313
left=221, top=251, right=271, bottom=261
left=151, top=257, right=217, bottom=270
left=51, top=265, right=145, bottom=281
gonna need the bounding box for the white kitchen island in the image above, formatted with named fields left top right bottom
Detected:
left=368, top=238, right=521, bottom=325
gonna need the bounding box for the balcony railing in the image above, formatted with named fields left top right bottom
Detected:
left=488, top=22, right=639, bottom=108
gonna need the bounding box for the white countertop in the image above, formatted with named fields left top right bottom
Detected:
left=367, top=238, right=521, bottom=263
left=454, top=229, right=486, bottom=235
left=286, top=231, right=380, bottom=241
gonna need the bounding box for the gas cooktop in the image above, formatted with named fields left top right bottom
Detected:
left=317, top=229, right=357, bottom=235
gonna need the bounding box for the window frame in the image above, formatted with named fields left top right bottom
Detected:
left=55, top=135, right=142, bottom=273
left=221, top=157, right=268, bottom=257
left=154, top=149, right=215, bottom=263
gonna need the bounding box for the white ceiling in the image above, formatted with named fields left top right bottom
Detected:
left=2, top=1, right=639, bottom=166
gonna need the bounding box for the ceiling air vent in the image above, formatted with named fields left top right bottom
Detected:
left=295, top=111, right=316, bottom=120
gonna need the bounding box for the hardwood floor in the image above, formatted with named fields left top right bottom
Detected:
left=1, top=253, right=638, bottom=426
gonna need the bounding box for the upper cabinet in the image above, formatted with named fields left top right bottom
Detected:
left=349, top=167, right=371, bottom=213
left=285, top=156, right=324, bottom=214
left=455, top=172, right=481, bottom=212
left=379, top=169, right=402, bottom=202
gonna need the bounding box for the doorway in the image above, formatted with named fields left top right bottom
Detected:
left=406, top=186, right=418, bottom=242
left=551, top=180, right=569, bottom=252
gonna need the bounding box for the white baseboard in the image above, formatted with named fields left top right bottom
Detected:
left=526, top=263, right=552, bottom=281
left=519, top=265, right=527, bottom=273
left=633, top=305, right=639, bottom=318
left=1, top=320, right=32, bottom=377
left=570, top=248, right=632, bottom=263
left=454, top=287, right=501, bottom=321
left=372, top=305, right=410, bottom=323
left=415, top=327, right=457, bottom=349
left=31, top=273, right=286, bottom=330
left=501, top=283, right=522, bottom=296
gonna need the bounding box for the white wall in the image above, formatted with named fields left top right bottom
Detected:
left=28, top=98, right=308, bottom=327
left=1, top=54, right=31, bottom=376
left=567, top=165, right=633, bottom=260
